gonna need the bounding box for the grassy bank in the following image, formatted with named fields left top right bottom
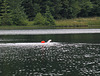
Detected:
left=0, top=25, right=54, bottom=30
left=56, top=17, right=100, bottom=28
left=0, top=17, right=100, bottom=29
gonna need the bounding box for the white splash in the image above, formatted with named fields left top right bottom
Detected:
left=47, top=39, right=52, bottom=43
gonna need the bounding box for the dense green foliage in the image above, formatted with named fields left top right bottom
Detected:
left=7, top=0, right=27, bottom=25
left=34, top=7, right=55, bottom=26
left=0, top=0, right=13, bottom=25
left=34, top=13, right=45, bottom=25
left=0, top=0, right=100, bottom=26
left=22, top=0, right=100, bottom=20
left=44, top=6, right=55, bottom=25
left=0, top=0, right=27, bottom=26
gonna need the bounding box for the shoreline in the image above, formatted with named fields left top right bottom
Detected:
left=0, top=25, right=100, bottom=30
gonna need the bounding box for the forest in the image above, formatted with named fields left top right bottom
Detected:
left=0, top=0, right=100, bottom=26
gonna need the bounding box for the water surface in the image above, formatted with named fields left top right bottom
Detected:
left=0, top=29, right=100, bottom=76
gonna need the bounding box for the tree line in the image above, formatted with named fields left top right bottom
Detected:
left=0, top=0, right=100, bottom=26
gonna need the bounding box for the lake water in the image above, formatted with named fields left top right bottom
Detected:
left=0, top=29, right=100, bottom=76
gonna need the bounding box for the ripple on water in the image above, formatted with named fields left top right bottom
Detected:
left=0, top=43, right=100, bottom=76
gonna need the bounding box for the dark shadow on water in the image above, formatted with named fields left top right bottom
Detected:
left=0, top=33, right=100, bottom=43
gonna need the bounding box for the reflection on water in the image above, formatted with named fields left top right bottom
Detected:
left=0, top=43, right=100, bottom=76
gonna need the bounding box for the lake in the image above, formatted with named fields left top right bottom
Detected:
left=0, top=29, right=100, bottom=76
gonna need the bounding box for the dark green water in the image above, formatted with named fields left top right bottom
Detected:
left=0, top=33, right=100, bottom=43
left=0, top=34, right=100, bottom=76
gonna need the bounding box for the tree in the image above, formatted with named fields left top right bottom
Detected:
left=61, top=0, right=81, bottom=19
left=78, top=0, right=93, bottom=17
left=0, top=0, right=13, bottom=25
left=23, top=0, right=35, bottom=21
left=45, top=6, right=55, bottom=25
left=7, top=0, right=27, bottom=25
left=60, top=0, right=69, bottom=18
left=50, top=0, right=62, bottom=19
left=22, top=0, right=42, bottom=21
left=90, top=0, right=100, bottom=16
left=34, top=12, right=45, bottom=25
left=69, top=0, right=81, bottom=18
left=34, top=6, right=56, bottom=26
